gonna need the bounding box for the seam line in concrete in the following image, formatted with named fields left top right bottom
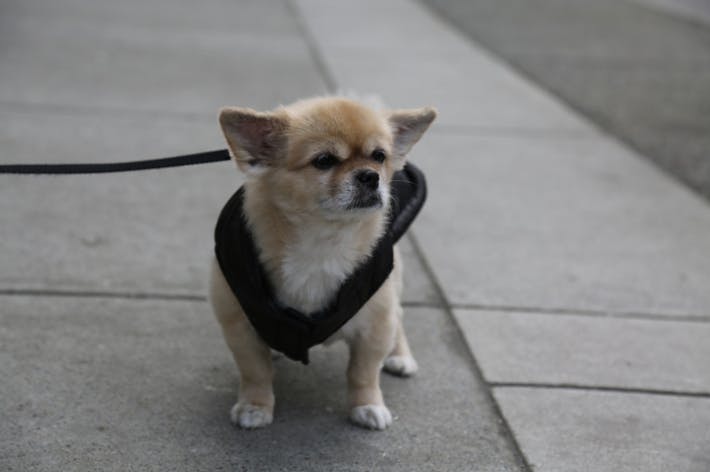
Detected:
left=0, top=288, right=207, bottom=302
left=0, top=288, right=444, bottom=309
left=452, top=302, right=710, bottom=324
left=284, top=0, right=337, bottom=94
left=400, top=300, right=445, bottom=309
left=491, top=382, right=710, bottom=399
left=6, top=287, right=704, bottom=328
left=408, top=233, right=533, bottom=472
left=0, top=100, right=216, bottom=123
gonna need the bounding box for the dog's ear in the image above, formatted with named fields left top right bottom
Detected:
left=219, top=107, right=288, bottom=175
left=388, top=107, right=437, bottom=161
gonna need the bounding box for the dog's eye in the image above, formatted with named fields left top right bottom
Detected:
left=371, top=149, right=386, bottom=163
left=311, top=152, right=340, bottom=170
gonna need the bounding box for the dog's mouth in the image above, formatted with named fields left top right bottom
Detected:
left=320, top=183, right=388, bottom=215
left=347, top=193, right=383, bottom=210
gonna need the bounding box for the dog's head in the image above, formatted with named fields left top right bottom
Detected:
left=219, top=97, right=436, bottom=218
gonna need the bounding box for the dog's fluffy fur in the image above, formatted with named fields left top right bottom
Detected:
left=209, top=97, right=436, bottom=430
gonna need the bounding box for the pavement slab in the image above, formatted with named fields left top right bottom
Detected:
left=632, top=0, right=710, bottom=26
left=4, top=0, right=301, bottom=35
left=0, top=0, right=326, bottom=114
left=412, top=133, right=710, bottom=317
left=0, top=0, right=328, bottom=295
left=494, top=387, right=710, bottom=472
left=0, top=298, right=524, bottom=471
left=0, top=109, right=223, bottom=164
left=454, top=309, right=710, bottom=393
left=423, top=0, right=710, bottom=199
left=0, top=165, right=436, bottom=305
left=296, top=0, right=592, bottom=132
left=0, top=163, right=241, bottom=295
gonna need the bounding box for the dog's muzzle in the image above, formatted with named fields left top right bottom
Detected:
left=349, top=170, right=382, bottom=209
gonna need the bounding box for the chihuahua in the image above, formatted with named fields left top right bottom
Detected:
left=209, top=96, right=436, bottom=430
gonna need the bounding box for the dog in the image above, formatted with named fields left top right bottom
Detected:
left=209, top=96, right=436, bottom=430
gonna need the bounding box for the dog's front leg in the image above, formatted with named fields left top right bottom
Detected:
left=211, top=259, right=274, bottom=429
left=221, top=317, right=275, bottom=429
left=346, top=309, right=397, bottom=430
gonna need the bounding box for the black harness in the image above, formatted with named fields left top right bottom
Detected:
left=214, top=163, right=427, bottom=364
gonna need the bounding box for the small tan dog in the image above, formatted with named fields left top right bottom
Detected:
left=209, top=96, right=436, bottom=430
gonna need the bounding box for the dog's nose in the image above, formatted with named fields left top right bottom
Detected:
left=356, top=170, right=379, bottom=190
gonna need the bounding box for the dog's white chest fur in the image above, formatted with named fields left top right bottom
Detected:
left=276, top=223, right=370, bottom=314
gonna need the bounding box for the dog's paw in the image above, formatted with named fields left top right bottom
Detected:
left=230, top=402, right=273, bottom=429
left=349, top=404, right=392, bottom=430
left=383, top=355, right=418, bottom=377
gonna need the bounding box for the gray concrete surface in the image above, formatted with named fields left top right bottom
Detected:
left=0, top=0, right=327, bottom=296
left=455, top=309, right=710, bottom=392
left=298, top=0, right=593, bottom=132
left=0, top=164, right=237, bottom=295
left=495, top=388, right=710, bottom=472
left=632, top=0, right=710, bottom=26
left=1, top=299, right=522, bottom=471
left=423, top=0, right=710, bottom=200
left=3, top=0, right=710, bottom=470
left=0, top=0, right=323, bottom=114
left=413, top=133, right=710, bottom=316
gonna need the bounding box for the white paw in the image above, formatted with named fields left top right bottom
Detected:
left=383, top=355, right=418, bottom=377
left=230, top=402, right=273, bottom=429
left=349, top=404, right=392, bottom=430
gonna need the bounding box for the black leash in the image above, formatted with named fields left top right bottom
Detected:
left=0, top=149, right=230, bottom=174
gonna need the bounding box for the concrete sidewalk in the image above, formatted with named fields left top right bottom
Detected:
left=1, top=1, right=709, bottom=471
